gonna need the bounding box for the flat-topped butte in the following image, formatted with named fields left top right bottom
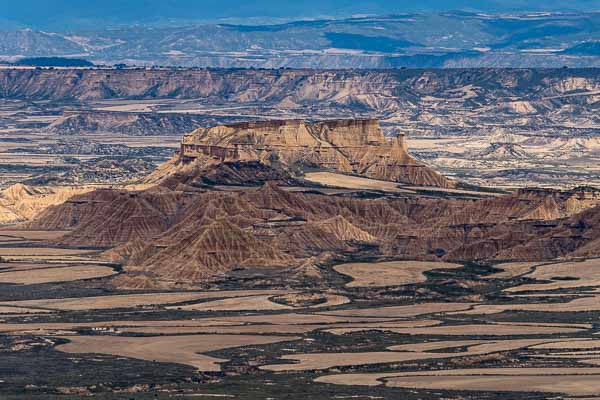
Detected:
left=179, top=119, right=454, bottom=188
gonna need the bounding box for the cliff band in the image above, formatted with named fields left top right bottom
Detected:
left=176, top=119, right=453, bottom=188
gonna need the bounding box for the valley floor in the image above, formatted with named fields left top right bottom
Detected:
left=2, top=229, right=600, bottom=399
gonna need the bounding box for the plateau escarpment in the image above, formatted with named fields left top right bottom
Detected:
left=3, top=67, right=600, bottom=187
left=149, top=119, right=454, bottom=188
left=3, top=68, right=600, bottom=105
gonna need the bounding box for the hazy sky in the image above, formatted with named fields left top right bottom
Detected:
left=4, top=0, right=600, bottom=29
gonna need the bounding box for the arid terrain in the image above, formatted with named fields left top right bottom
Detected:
left=4, top=178, right=600, bottom=398
left=2, top=68, right=600, bottom=190
left=1, top=67, right=600, bottom=399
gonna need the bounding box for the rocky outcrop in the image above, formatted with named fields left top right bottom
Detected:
left=2, top=68, right=600, bottom=106
left=26, top=180, right=600, bottom=287
left=45, top=111, right=206, bottom=136
left=147, top=158, right=301, bottom=187
left=25, top=158, right=157, bottom=186
left=30, top=187, right=182, bottom=246
left=0, top=183, right=94, bottom=225
left=125, top=218, right=296, bottom=283
left=8, top=138, right=173, bottom=157
left=317, top=216, right=375, bottom=243
left=476, top=143, right=531, bottom=160
left=159, top=119, right=454, bottom=188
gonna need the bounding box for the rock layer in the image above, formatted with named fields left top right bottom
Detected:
left=154, top=119, right=453, bottom=188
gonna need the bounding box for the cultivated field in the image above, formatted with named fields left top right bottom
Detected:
left=303, top=172, right=415, bottom=193
left=0, top=264, right=116, bottom=284
left=262, top=337, right=589, bottom=372
left=334, top=260, right=462, bottom=287
left=320, top=302, right=475, bottom=318
left=505, top=259, right=600, bottom=292
left=458, top=295, right=600, bottom=315
left=323, top=322, right=584, bottom=336
left=317, top=368, right=600, bottom=395
left=0, top=290, right=291, bottom=311
left=0, top=247, right=96, bottom=256
left=57, top=334, right=299, bottom=371
left=173, top=294, right=296, bottom=312
left=2, top=229, right=600, bottom=398
left=0, top=230, right=71, bottom=241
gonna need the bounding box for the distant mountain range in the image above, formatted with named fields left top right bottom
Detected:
left=1, top=12, right=600, bottom=68
left=3, top=1, right=600, bottom=29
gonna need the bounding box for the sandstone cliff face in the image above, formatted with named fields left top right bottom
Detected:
left=27, top=180, right=600, bottom=288
left=160, top=119, right=454, bottom=188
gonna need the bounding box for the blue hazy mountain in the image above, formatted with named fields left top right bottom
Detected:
left=2, top=11, right=599, bottom=68
left=2, top=1, right=600, bottom=68
left=3, top=0, right=600, bottom=29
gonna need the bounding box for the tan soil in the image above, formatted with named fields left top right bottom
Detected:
left=172, top=295, right=295, bottom=312
left=0, top=306, right=52, bottom=314
left=304, top=172, right=414, bottom=193
left=0, top=290, right=290, bottom=311
left=0, top=317, right=438, bottom=336
left=532, top=340, right=600, bottom=350
left=207, top=313, right=399, bottom=325
left=57, top=334, right=299, bottom=371
left=0, top=247, right=96, bottom=256
left=505, top=259, right=600, bottom=292
left=319, top=302, right=475, bottom=318
left=457, top=295, right=600, bottom=315
left=120, top=320, right=440, bottom=335
left=334, top=261, right=462, bottom=287
left=383, top=370, right=600, bottom=396
left=0, top=230, right=71, bottom=240
left=316, top=368, right=600, bottom=393
left=0, top=319, right=247, bottom=333
left=0, top=265, right=116, bottom=284
left=262, top=338, right=573, bottom=371
left=388, top=340, right=487, bottom=352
